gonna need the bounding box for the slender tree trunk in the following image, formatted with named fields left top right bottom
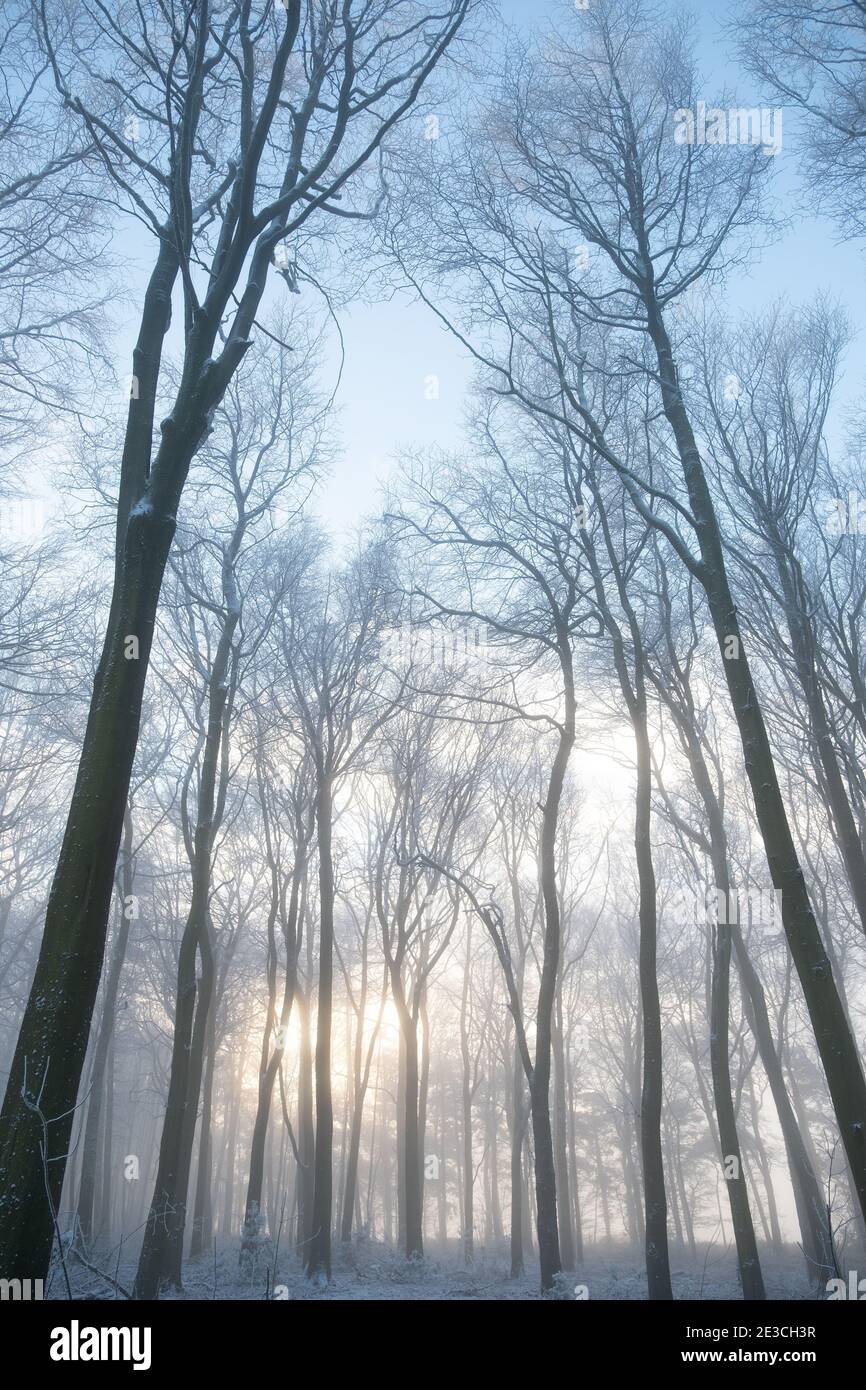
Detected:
left=568, top=1056, right=584, bottom=1264
left=632, top=710, right=672, bottom=1299
left=135, top=907, right=215, bottom=1296
left=594, top=1130, right=612, bottom=1244
left=673, top=1122, right=697, bottom=1260
left=340, top=979, right=381, bottom=1246
left=396, top=1029, right=406, bottom=1249
left=553, top=992, right=575, bottom=1270
left=437, top=1071, right=448, bottom=1247
left=670, top=727, right=764, bottom=1295
left=585, top=494, right=671, bottom=1296
left=77, top=806, right=135, bottom=1249
left=776, top=552, right=866, bottom=937
left=98, top=1039, right=115, bottom=1244
left=419, top=997, right=431, bottom=1232
left=488, top=1083, right=503, bottom=1243
left=664, top=1123, right=686, bottom=1253
left=340, top=1101, right=365, bottom=1245
left=747, top=1076, right=783, bottom=1253
left=136, top=543, right=239, bottom=1297
left=510, top=1049, right=528, bottom=1277
left=392, top=986, right=423, bottom=1260
left=460, top=929, right=474, bottom=1265
left=645, top=305, right=866, bottom=1222
left=296, top=992, right=315, bottom=1253
left=306, top=773, right=335, bottom=1281
left=709, top=882, right=765, bottom=1298
left=242, top=811, right=303, bottom=1259
left=660, top=606, right=836, bottom=1284
left=189, top=1002, right=217, bottom=1260
left=220, top=1055, right=243, bottom=1239
left=532, top=701, right=574, bottom=1292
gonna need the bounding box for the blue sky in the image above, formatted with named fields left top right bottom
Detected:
left=94, top=0, right=866, bottom=548
left=318, top=0, right=866, bottom=543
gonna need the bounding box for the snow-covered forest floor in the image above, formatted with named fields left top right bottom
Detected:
left=48, top=1240, right=819, bottom=1302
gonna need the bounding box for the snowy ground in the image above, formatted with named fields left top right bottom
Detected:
left=48, top=1240, right=820, bottom=1302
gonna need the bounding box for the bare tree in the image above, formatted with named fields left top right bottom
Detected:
left=277, top=537, right=407, bottom=1283
left=0, top=0, right=473, bottom=1284
left=0, top=1, right=107, bottom=449
left=135, top=332, right=317, bottom=1295
left=373, top=703, right=483, bottom=1257
left=388, top=408, right=605, bottom=1290
left=240, top=722, right=314, bottom=1264
left=736, top=0, right=866, bottom=241
left=388, top=0, right=866, bottom=1230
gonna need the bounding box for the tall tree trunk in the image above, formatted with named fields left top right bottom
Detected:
left=747, top=1077, right=783, bottom=1252
left=135, top=908, right=215, bottom=1296
left=306, top=774, right=335, bottom=1282
left=0, top=241, right=181, bottom=1283
left=340, top=1099, right=365, bottom=1246
left=664, top=1123, right=686, bottom=1253
left=775, top=551, right=866, bottom=937
left=98, top=1039, right=115, bottom=1244
left=403, top=1023, right=423, bottom=1258
left=632, top=710, right=672, bottom=1299
left=396, top=1029, right=406, bottom=1250
left=567, top=1055, right=584, bottom=1264
left=460, top=926, right=474, bottom=1265
left=220, top=1053, right=243, bottom=1239
left=553, top=992, right=575, bottom=1270
left=419, top=996, right=431, bottom=1234
left=672, top=1121, right=697, bottom=1260
left=594, top=1130, right=612, bottom=1244
left=645, top=305, right=866, bottom=1222
left=437, top=1070, right=449, bottom=1247
left=658, top=619, right=836, bottom=1284
left=488, top=1082, right=503, bottom=1243
left=296, top=992, right=315, bottom=1253
left=392, top=985, right=423, bottom=1259
left=531, top=700, right=573, bottom=1292
left=709, top=877, right=765, bottom=1298
left=242, top=802, right=303, bottom=1259
left=189, top=1002, right=217, bottom=1260
left=77, top=806, right=135, bottom=1249
left=135, top=540, right=238, bottom=1297
left=585, top=491, right=671, bottom=1296
left=510, top=1047, right=528, bottom=1277
left=339, top=979, right=381, bottom=1245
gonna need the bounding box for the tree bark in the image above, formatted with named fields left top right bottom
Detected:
left=709, top=873, right=766, bottom=1298
left=189, top=1002, right=217, bottom=1260
left=77, top=805, right=135, bottom=1249
left=296, top=992, right=315, bottom=1253
left=553, top=991, right=575, bottom=1270
left=135, top=562, right=238, bottom=1296
left=644, top=304, right=866, bottom=1224
left=532, top=703, right=572, bottom=1291
left=460, top=927, right=475, bottom=1266
left=306, top=774, right=335, bottom=1282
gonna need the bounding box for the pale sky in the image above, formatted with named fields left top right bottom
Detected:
left=318, top=0, right=866, bottom=543
left=62, top=0, right=866, bottom=554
